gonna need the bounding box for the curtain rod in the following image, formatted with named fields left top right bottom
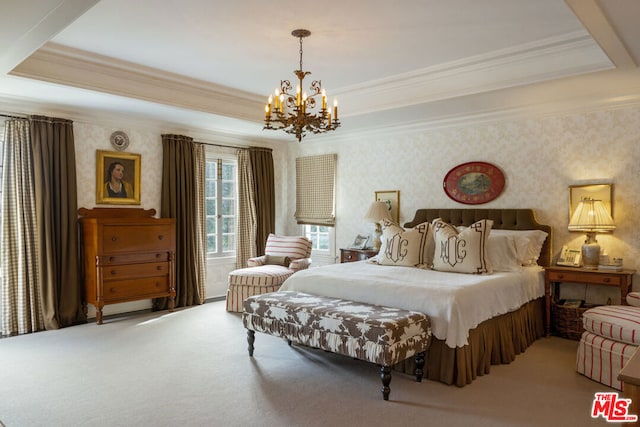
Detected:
left=198, top=141, right=272, bottom=152
left=1, top=113, right=27, bottom=120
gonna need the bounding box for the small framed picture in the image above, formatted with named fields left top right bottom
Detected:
left=569, top=183, right=613, bottom=221
left=374, top=190, right=400, bottom=223
left=351, top=234, right=369, bottom=249
left=96, top=150, right=141, bottom=205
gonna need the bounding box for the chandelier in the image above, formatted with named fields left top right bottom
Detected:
left=263, top=29, right=340, bottom=142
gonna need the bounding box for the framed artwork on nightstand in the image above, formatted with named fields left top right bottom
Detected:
left=350, top=234, right=369, bottom=249
left=375, top=190, right=400, bottom=223
left=569, top=183, right=613, bottom=221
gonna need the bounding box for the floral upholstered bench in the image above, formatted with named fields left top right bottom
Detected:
left=242, top=291, right=432, bottom=400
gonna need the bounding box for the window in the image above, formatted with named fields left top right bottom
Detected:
left=205, top=154, right=237, bottom=257
left=304, top=225, right=330, bottom=251
left=302, top=224, right=335, bottom=266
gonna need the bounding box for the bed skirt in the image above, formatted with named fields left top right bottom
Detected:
left=395, top=297, right=544, bottom=387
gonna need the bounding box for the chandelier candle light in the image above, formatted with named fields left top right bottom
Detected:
left=263, top=29, right=340, bottom=142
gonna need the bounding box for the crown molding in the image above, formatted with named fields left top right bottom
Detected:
left=10, top=42, right=265, bottom=123
left=315, top=69, right=640, bottom=143
left=0, top=93, right=283, bottom=146
left=334, top=31, right=613, bottom=117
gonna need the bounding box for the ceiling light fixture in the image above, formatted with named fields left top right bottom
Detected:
left=263, top=29, right=340, bottom=142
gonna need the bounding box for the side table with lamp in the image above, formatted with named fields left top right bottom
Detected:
left=545, top=196, right=629, bottom=338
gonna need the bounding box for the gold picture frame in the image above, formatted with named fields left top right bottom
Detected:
left=374, top=190, right=400, bottom=223
left=96, top=150, right=141, bottom=205
left=569, top=183, right=613, bottom=221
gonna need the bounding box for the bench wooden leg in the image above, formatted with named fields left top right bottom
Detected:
left=247, top=329, right=255, bottom=357
left=380, top=365, right=392, bottom=401
left=415, top=351, right=425, bottom=382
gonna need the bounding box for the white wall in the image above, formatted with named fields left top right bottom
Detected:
left=286, top=104, right=640, bottom=303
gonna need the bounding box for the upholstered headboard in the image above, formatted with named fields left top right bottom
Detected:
left=404, top=209, right=552, bottom=267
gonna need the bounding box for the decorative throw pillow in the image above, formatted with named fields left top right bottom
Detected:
left=263, top=255, right=291, bottom=267
left=432, top=218, right=493, bottom=274
left=378, top=219, right=433, bottom=268
left=377, top=218, right=403, bottom=256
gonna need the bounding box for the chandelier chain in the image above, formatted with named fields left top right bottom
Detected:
left=299, top=36, right=304, bottom=72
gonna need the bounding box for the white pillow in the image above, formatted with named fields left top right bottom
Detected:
left=487, top=234, right=522, bottom=272
left=490, top=229, right=548, bottom=265
left=432, top=219, right=493, bottom=274
left=378, top=219, right=433, bottom=268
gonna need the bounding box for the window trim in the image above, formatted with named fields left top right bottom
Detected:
left=205, top=152, right=238, bottom=259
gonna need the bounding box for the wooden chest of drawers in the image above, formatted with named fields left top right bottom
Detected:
left=79, top=207, right=176, bottom=324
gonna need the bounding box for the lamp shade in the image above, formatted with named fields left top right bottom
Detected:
left=568, top=198, right=615, bottom=232
left=364, top=201, right=392, bottom=223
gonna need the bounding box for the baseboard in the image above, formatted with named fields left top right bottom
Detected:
left=89, top=296, right=226, bottom=323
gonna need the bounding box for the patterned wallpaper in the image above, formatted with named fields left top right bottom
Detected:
left=286, top=104, right=640, bottom=302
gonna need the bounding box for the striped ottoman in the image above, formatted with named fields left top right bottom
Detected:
left=576, top=305, right=640, bottom=390
left=225, top=265, right=294, bottom=312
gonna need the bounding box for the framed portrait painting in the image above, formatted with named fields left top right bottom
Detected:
left=374, top=190, right=400, bottom=223
left=96, top=150, right=141, bottom=205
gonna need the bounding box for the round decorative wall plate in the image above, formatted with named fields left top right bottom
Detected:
left=443, top=161, right=505, bottom=205
left=110, top=130, right=129, bottom=151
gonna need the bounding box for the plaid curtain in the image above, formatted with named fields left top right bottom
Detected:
left=1, top=118, right=44, bottom=336
left=236, top=148, right=257, bottom=268
left=192, top=143, right=206, bottom=302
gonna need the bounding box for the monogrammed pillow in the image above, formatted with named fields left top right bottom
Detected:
left=432, top=218, right=493, bottom=274
left=378, top=219, right=433, bottom=268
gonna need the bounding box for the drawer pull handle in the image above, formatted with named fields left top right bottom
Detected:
left=158, top=235, right=164, bottom=240
left=109, top=257, right=116, bottom=262
left=110, top=270, right=117, bottom=275
left=557, top=274, right=564, bottom=279
left=156, top=253, right=162, bottom=258
left=603, top=278, right=611, bottom=283
left=157, top=266, right=163, bottom=271
left=111, top=236, right=118, bottom=242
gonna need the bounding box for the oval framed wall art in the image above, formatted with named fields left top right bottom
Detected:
left=443, top=161, right=505, bottom=205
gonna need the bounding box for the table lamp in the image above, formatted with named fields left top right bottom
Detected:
left=568, top=198, right=615, bottom=269
left=364, top=201, right=392, bottom=250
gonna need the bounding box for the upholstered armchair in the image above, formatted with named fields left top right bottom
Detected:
left=225, top=234, right=313, bottom=312
left=576, top=292, right=640, bottom=390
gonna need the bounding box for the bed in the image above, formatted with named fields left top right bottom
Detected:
left=280, top=208, right=552, bottom=387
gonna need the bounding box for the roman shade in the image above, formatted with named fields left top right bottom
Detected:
left=294, top=154, right=337, bottom=226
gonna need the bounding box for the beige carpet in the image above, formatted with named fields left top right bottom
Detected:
left=0, top=300, right=613, bottom=426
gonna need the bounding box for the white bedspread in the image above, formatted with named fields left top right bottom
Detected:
left=280, top=261, right=544, bottom=348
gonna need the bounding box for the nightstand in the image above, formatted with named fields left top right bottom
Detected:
left=340, top=248, right=379, bottom=263
left=544, top=266, right=636, bottom=337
